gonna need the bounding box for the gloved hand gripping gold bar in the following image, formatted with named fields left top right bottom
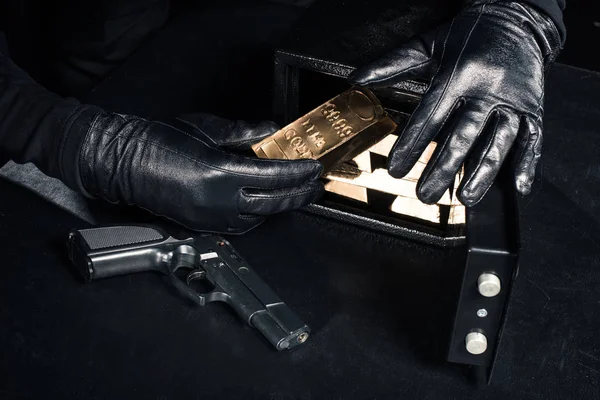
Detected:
left=253, top=88, right=465, bottom=227
left=252, top=88, right=397, bottom=172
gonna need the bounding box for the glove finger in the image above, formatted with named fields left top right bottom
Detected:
left=348, top=34, right=435, bottom=87
left=211, top=147, right=324, bottom=189
left=239, top=181, right=324, bottom=215
left=416, top=101, right=490, bottom=205
left=387, top=84, right=463, bottom=179
left=174, top=113, right=279, bottom=149
left=512, top=117, right=543, bottom=196
left=222, top=120, right=280, bottom=150
left=457, top=109, right=520, bottom=206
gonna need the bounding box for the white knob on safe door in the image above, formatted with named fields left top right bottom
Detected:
left=477, top=273, right=501, bottom=297
left=465, top=332, right=488, bottom=355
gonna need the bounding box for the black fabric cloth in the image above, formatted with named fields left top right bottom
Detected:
left=0, top=0, right=566, bottom=99
left=0, top=0, right=172, bottom=173
left=0, top=50, right=102, bottom=191
left=0, top=0, right=170, bottom=97
left=80, top=1, right=307, bottom=120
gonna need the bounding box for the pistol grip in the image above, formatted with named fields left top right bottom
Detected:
left=67, top=225, right=181, bottom=282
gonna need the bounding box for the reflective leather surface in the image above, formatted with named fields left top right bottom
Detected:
left=79, top=112, right=324, bottom=233
left=350, top=1, right=562, bottom=206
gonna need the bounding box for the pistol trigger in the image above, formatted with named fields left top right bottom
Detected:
left=199, top=252, right=219, bottom=261
left=186, top=270, right=206, bottom=285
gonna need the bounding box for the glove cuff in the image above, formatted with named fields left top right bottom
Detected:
left=58, top=105, right=105, bottom=198
left=511, top=1, right=563, bottom=65
left=467, top=1, right=563, bottom=65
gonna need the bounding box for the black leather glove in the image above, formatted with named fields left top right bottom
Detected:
left=76, top=112, right=324, bottom=233
left=0, top=51, right=323, bottom=233
left=349, top=0, right=562, bottom=206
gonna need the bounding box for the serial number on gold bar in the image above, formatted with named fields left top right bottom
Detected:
left=252, top=87, right=397, bottom=171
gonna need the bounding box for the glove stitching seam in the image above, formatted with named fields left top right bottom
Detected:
left=520, top=121, right=542, bottom=186
left=360, top=60, right=431, bottom=85
left=413, top=97, right=463, bottom=191
left=395, top=7, right=483, bottom=173
left=170, top=118, right=274, bottom=149
left=459, top=110, right=505, bottom=196
left=87, top=128, right=315, bottom=180
left=241, top=186, right=320, bottom=200
left=224, top=120, right=275, bottom=147
left=172, top=117, right=220, bottom=147
left=157, top=119, right=216, bottom=147
left=417, top=97, right=493, bottom=196
left=144, top=120, right=315, bottom=172
left=238, top=214, right=265, bottom=221
left=354, top=28, right=437, bottom=85
left=453, top=96, right=539, bottom=120
left=227, top=136, right=270, bottom=147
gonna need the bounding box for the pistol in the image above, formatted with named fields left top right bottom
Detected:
left=67, top=225, right=310, bottom=350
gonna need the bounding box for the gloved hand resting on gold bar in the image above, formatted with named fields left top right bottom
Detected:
left=350, top=0, right=564, bottom=206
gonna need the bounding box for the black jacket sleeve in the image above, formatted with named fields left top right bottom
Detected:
left=0, top=51, right=100, bottom=192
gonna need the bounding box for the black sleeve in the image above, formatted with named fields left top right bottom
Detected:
left=519, top=0, right=566, bottom=44
left=0, top=51, right=100, bottom=192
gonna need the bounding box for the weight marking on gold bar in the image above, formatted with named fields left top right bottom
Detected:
left=252, top=87, right=397, bottom=172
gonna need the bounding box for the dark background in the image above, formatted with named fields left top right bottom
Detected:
left=559, top=0, right=600, bottom=72
left=1, top=0, right=599, bottom=78
left=1, top=1, right=599, bottom=399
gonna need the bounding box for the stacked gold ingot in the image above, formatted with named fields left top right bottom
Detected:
left=324, top=137, right=465, bottom=225
left=252, top=88, right=465, bottom=227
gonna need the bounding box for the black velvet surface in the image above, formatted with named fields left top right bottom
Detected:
left=556, top=1, right=600, bottom=73
left=1, top=1, right=600, bottom=399
left=82, top=1, right=305, bottom=121
left=280, top=0, right=461, bottom=69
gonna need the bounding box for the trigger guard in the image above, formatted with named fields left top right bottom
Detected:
left=167, top=273, right=207, bottom=306
left=186, top=270, right=207, bottom=285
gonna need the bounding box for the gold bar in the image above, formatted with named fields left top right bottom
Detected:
left=324, top=180, right=368, bottom=203
left=252, top=87, right=397, bottom=172
left=324, top=141, right=466, bottom=226
left=253, top=87, right=465, bottom=228
left=390, top=196, right=443, bottom=224
left=325, top=142, right=453, bottom=204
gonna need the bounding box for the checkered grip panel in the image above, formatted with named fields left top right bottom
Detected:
left=79, top=226, right=165, bottom=250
